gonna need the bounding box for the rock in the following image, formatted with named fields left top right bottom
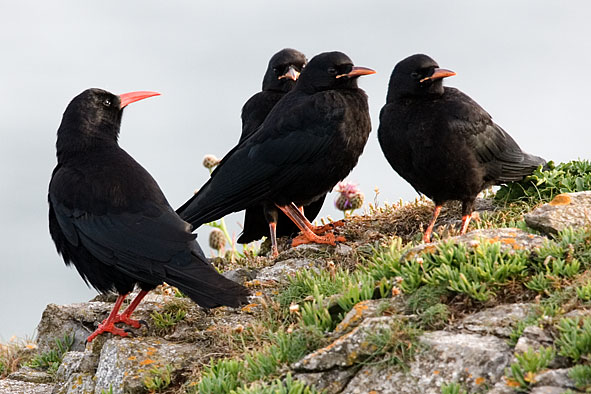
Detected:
left=293, top=316, right=394, bottom=371
left=334, top=299, right=404, bottom=335
left=255, top=258, right=320, bottom=283
left=529, top=387, right=570, bottom=394
left=92, top=337, right=197, bottom=394
left=293, top=368, right=358, bottom=394
left=55, top=351, right=98, bottom=382
left=0, top=379, right=54, bottom=394
left=525, top=191, right=591, bottom=234
left=404, top=228, right=547, bottom=260
left=7, top=367, right=54, bottom=384
left=487, top=380, right=519, bottom=394
left=457, top=303, right=533, bottom=338
left=223, top=268, right=257, bottom=284
left=284, top=242, right=354, bottom=259
left=532, top=368, right=576, bottom=389
left=35, top=293, right=205, bottom=353
left=342, top=331, right=512, bottom=394
left=54, top=373, right=96, bottom=394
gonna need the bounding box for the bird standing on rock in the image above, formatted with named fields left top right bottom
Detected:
left=48, top=88, right=249, bottom=342
left=236, top=48, right=327, bottom=251
left=177, top=51, right=375, bottom=256
left=378, top=54, right=546, bottom=242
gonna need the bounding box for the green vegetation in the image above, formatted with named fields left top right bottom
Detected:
left=190, top=328, right=323, bottom=394
left=569, top=364, right=591, bottom=391
left=441, top=382, right=467, bottom=394
left=230, top=373, right=323, bottom=394
left=150, top=300, right=188, bottom=334
left=27, top=334, right=74, bottom=377
left=144, top=364, right=173, bottom=393
left=505, top=346, right=555, bottom=390
left=495, top=160, right=591, bottom=204
left=555, top=317, right=591, bottom=362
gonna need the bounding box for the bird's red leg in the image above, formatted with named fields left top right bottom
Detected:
left=116, top=290, right=149, bottom=328
left=460, top=214, right=472, bottom=235
left=423, top=205, right=442, bottom=243
left=269, top=222, right=279, bottom=258
left=87, top=294, right=130, bottom=342
left=287, top=203, right=345, bottom=234
left=276, top=204, right=346, bottom=247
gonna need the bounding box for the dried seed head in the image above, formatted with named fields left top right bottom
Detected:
left=202, top=154, right=220, bottom=169
left=209, top=229, right=226, bottom=251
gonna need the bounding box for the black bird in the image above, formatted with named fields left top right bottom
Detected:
left=236, top=48, right=326, bottom=256
left=49, top=88, right=249, bottom=342
left=378, top=54, right=546, bottom=242
left=178, top=51, right=375, bottom=250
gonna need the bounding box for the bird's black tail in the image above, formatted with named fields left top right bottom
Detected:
left=499, top=152, right=547, bottom=182
left=163, top=253, right=250, bottom=308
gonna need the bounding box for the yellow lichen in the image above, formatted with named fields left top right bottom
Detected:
left=549, top=194, right=572, bottom=206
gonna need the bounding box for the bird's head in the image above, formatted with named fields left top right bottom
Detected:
left=387, top=54, right=455, bottom=102
left=296, top=51, right=375, bottom=93
left=56, top=88, right=159, bottom=158
left=262, top=48, right=307, bottom=93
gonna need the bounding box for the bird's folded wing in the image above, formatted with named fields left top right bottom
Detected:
left=446, top=90, right=545, bottom=182
left=51, top=199, right=198, bottom=276
left=177, top=97, right=339, bottom=227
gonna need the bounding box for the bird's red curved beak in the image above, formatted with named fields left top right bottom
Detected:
left=118, top=91, right=161, bottom=109
left=420, top=68, right=456, bottom=83
left=278, top=66, right=300, bottom=81
left=337, top=66, right=376, bottom=79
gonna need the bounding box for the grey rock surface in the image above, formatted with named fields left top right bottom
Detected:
left=293, top=316, right=394, bottom=371
left=457, top=303, right=532, bottom=338
left=525, top=191, right=591, bottom=234
left=93, top=337, right=197, bottom=394
left=0, top=379, right=54, bottom=394
left=342, top=331, right=512, bottom=394
left=294, top=368, right=358, bottom=394
left=404, top=228, right=547, bottom=260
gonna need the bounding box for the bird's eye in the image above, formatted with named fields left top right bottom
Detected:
left=410, top=72, right=421, bottom=79
left=328, top=67, right=338, bottom=76
left=103, top=98, right=112, bottom=107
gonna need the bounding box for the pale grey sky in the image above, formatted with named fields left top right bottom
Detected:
left=1, top=0, right=589, bottom=339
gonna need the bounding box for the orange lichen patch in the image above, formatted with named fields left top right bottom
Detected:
left=127, top=356, right=137, bottom=361
left=369, top=391, right=379, bottom=394
left=139, top=358, right=156, bottom=366
left=335, top=301, right=371, bottom=333
left=145, top=347, right=157, bottom=356
left=433, top=370, right=440, bottom=375
left=528, top=234, right=535, bottom=239
left=549, top=194, right=572, bottom=206
left=254, top=291, right=263, bottom=297
left=475, top=377, right=485, bottom=385
left=241, top=303, right=260, bottom=313
left=505, top=378, right=521, bottom=388
left=501, top=238, right=516, bottom=245
left=421, top=245, right=437, bottom=255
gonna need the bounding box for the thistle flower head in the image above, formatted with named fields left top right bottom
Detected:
left=334, top=181, right=364, bottom=211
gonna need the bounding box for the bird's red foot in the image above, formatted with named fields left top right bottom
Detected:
left=86, top=320, right=129, bottom=342
left=311, top=220, right=346, bottom=235
left=292, top=231, right=346, bottom=247
left=115, top=314, right=142, bottom=329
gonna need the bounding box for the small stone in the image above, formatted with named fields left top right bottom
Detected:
left=525, top=191, right=591, bottom=234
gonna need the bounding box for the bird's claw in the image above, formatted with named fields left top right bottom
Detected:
left=86, top=322, right=129, bottom=343
left=291, top=231, right=346, bottom=247
left=311, top=220, right=346, bottom=235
